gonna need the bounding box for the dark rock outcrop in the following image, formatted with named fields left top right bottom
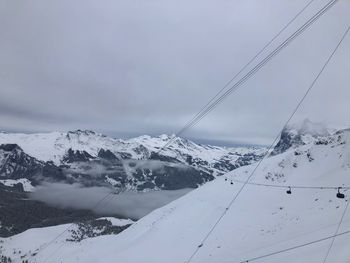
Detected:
left=62, top=148, right=94, bottom=163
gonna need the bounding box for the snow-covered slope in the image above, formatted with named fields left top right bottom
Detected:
left=0, top=217, right=134, bottom=262
left=2, top=128, right=350, bottom=262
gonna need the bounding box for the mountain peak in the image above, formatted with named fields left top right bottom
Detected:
left=67, top=129, right=97, bottom=135
left=286, top=119, right=330, bottom=137
left=272, top=119, right=331, bottom=155
left=0, top=143, right=22, bottom=152
left=157, top=134, right=175, bottom=140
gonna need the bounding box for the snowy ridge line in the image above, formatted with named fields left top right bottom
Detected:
left=0, top=131, right=263, bottom=171
left=229, top=178, right=350, bottom=190
left=239, top=228, right=350, bottom=263
left=185, top=2, right=343, bottom=261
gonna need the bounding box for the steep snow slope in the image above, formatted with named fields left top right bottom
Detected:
left=2, top=129, right=350, bottom=262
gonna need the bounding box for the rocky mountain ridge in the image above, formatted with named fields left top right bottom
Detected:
left=0, top=131, right=266, bottom=191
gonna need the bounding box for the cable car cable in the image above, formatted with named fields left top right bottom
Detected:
left=36, top=0, right=338, bottom=261
left=157, top=0, right=316, bottom=154
left=185, top=6, right=346, bottom=262
left=44, top=1, right=325, bottom=258
left=238, top=228, right=350, bottom=263
left=227, top=217, right=350, bottom=262
left=322, top=201, right=350, bottom=262
left=229, top=178, right=350, bottom=190
left=158, top=0, right=338, bottom=156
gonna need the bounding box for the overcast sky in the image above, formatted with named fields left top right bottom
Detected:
left=0, top=0, right=349, bottom=145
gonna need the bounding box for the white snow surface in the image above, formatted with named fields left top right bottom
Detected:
left=2, top=129, right=350, bottom=262
left=0, top=178, right=35, bottom=192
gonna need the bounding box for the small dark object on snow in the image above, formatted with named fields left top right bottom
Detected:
left=337, top=187, right=345, bottom=199
left=286, top=187, right=292, bottom=195
left=198, top=244, right=203, bottom=248
left=230, top=180, right=233, bottom=185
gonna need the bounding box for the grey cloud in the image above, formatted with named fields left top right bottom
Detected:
left=0, top=0, right=349, bottom=144
left=29, top=182, right=191, bottom=219
left=0, top=101, right=77, bottom=123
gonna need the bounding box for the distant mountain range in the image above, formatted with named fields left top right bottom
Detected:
left=0, top=130, right=266, bottom=192
left=0, top=119, right=333, bottom=192
left=0, top=120, right=336, bottom=239
left=0, top=130, right=267, bottom=237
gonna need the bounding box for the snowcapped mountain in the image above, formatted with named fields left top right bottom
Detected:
left=2, top=125, right=350, bottom=262
left=0, top=131, right=266, bottom=238
left=0, top=130, right=122, bottom=164
left=0, top=144, right=42, bottom=180
left=271, top=119, right=332, bottom=155
left=0, top=143, right=67, bottom=188
left=0, top=130, right=266, bottom=191
left=0, top=130, right=264, bottom=170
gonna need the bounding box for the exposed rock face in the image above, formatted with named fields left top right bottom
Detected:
left=271, top=119, right=331, bottom=156
left=0, top=144, right=42, bottom=180
left=62, top=149, right=95, bottom=163
left=0, top=144, right=66, bottom=186
left=271, top=128, right=305, bottom=155
left=67, top=219, right=131, bottom=242
left=98, top=149, right=118, bottom=160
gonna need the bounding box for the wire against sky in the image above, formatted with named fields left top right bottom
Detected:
left=168, top=0, right=316, bottom=143
left=36, top=0, right=340, bottom=262
left=157, top=0, right=337, bottom=155
left=185, top=2, right=346, bottom=262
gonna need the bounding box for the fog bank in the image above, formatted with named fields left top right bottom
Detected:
left=29, top=183, right=192, bottom=219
